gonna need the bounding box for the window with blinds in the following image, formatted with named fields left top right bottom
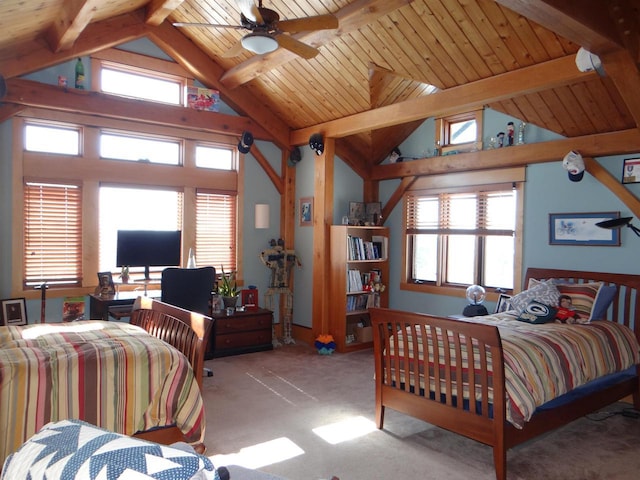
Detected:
left=24, top=182, right=82, bottom=287
left=195, top=190, right=237, bottom=273
left=406, top=188, right=516, bottom=290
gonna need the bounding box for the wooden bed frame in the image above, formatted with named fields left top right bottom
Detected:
left=129, top=297, right=213, bottom=451
left=370, top=268, right=640, bottom=480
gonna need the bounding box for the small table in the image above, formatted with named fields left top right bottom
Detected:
left=208, top=308, right=273, bottom=359
left=89, top=290, right=160, bottom=321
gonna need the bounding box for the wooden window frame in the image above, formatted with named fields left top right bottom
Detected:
left=436, top=109, right=483, bottom=155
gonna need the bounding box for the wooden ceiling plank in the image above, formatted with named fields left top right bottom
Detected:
left=537, top=89, right=581, bottom=137
left=495, top=0, right=623, bottom=54
left=220, top=0, right=417, bottom=89
left=1, top=12, right=149, bottom=79
left=585, top=78, right=633, bottom=131
left=567, top=82, right=614, bottom=133
left=147, top=20, right=291, bottom=149
left=290, top=54, right=592, bottom=143
left=146, top=0, right=186, bottom=26
left=47, top=0, right=102, bottom=53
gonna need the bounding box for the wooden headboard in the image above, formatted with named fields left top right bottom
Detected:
left=524, top=268, right=640, bottom=340
left=130, top=297, right=213, bottom=389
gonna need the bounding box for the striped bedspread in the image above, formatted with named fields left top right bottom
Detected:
left=0, top=321, right=206, bottom=466
left=391, top=313, right=640, bottom=428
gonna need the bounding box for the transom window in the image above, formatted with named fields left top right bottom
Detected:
left=25, top=123, right=80, bottom=155
left=100, top=64, right=184, bottom=105
left=196, top=145, right=234, bottom=170
left=406, top=186, right=517, bottom=291
left=100, top=131, right=181, bottom=165
left=437, top=110, right=483, bottom=154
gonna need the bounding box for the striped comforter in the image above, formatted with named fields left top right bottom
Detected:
left=391, top=313, right=640, bottom=428
left=0, top=321, right=206, bottom=466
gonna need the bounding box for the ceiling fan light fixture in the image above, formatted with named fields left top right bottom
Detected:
left=241, top=32, right=278, bottom=55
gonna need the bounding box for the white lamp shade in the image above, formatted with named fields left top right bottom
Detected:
left=242, top=33, right=278, bottom=55
left=255, top=204, right=270, bottom=229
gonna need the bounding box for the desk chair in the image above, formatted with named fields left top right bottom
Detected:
left=161, top=266, right=216, bottom=378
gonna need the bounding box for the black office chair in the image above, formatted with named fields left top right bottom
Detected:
left=161, top=266, right=216, bottom=378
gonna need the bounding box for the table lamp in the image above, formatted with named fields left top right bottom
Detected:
left=463, top=284, right=488, bottom=317
left=595, top=217, right=640, bottom=238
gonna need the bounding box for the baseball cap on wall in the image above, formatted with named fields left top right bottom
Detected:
left=562, top=150, right=585, bottom=182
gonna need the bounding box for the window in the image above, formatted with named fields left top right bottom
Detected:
left=437, top=110, right=483, bottom=154
left=99, top=186, right=183, bottom=275
left=100, top=131, right=181, bottom=165
left=24, top=182, right=82, bottom=287
left=406, top=187, right=517, bottom=291
left=195, top=190, right=237, bottom=272
left=25, top=123, right=80, bottom=155
left=100, top=65, right=184, bottom=105
left=195, top=145, right=234, bottom=170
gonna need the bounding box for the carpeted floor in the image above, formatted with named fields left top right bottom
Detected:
left=201, top=342, right=640, bottom=480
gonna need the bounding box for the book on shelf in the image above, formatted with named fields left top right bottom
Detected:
left=347, top=235, right=387, bottom=261
left=347, top=269, right=363, bottom=292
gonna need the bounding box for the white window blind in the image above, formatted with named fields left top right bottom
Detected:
left=195, top=190, right=237, bottom=273
left=24, top=182, right=82, bottom=287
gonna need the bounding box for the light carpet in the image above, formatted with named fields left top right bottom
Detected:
left=201, top=343, right=640, bottom=480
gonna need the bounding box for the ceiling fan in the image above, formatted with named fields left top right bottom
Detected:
left=173, top=0, right=338, bottom=59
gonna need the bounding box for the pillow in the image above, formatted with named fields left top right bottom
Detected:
left=591, top=284, right=617, bottom=320
left=555, top=282, right=603, bottom=321
left=1, top=419, right=220, bottom=480
left=516, top=300, right=557, bottom=324
left=510, top=281, right=560, bottom=315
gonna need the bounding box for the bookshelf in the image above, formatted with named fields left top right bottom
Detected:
left=329, top=225, right=389, bottom=352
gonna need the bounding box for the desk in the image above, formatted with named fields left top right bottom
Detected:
left=89, top=290, right=161, bottom=321
left=208, top=308, right=273, bottom=359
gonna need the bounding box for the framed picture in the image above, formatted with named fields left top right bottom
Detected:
left=365, top=202, right=382, bottom=225
left=241, top=288, right=259, bottom=309
left=97, top=271, right=116, bottom=296
left=495, top=294, right=512, bottom=314
left=1, top=298, right=27, bottom=326
left=349, top=201, right=365, bottom=225
left=622, top=158, right=640, bottom=184
left=299, top=197, right=313, bottom=226
left=549, top=212, right=621, bottom=246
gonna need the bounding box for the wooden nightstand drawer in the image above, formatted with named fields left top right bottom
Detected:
left=215, top=314, right=272, bottom=334
left=207, top=308, right=273, bottom=358
left=215, top=330, right=272, bottom=350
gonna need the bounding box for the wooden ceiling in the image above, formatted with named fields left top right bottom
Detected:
left=1, top=0, right=640, bottom=177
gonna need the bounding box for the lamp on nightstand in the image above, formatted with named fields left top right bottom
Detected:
left=463, top=284, right=488, bottom=317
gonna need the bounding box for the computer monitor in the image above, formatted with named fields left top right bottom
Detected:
left=116, top=230, right=181, bottom=281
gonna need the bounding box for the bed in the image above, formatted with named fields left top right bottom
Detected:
left=370, top=268, right=640, bottom=480
left=0, top=296, right=213, bottom=468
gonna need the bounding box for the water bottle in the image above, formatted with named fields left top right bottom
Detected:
left=75, top=58, right=85, bottom=89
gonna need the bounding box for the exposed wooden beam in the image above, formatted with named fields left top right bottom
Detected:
left=47, top=0, right=102, bottom=53
left=146, top=0, right=185, bottom=26
left=584, top=156, right=640, bottom=219
left=0, top=12, right=149, bottom=79
left=4, top=78, right=270, bottom=139
left=247, top=144, right=284, bottom=194
left=600, top=48, right=640, bottom=128
left=494, top=0, right=623, bottom=54
left=220, top=0, right=416, bottom=89
left=291, top=55, right=593, bottom=144
left=0, top=104, right=27, bottom=123
left=147, top=21, right=291, bottom=150
left=370, top=129, right=640, bottom=180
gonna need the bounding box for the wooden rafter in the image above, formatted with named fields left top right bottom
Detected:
left=47, top=0, right=103, bottom=53
left=146, top=0, right=185, bottom=26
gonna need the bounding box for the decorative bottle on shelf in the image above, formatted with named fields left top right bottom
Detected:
left=187, top=248, right=196, bottom=268
left=517, top=122, right=526, bottom=145
left=74, top=58, right=85, bottom=89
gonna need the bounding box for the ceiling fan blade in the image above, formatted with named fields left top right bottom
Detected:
left=221, top=39, right=247, bottom=58
left=277, top=14, right=338, bottom=33
left=173, top=22, right=245, bottom=30
left=276, top=34, right=319, bottom=59
left=236, top=0, right=263, bottom=24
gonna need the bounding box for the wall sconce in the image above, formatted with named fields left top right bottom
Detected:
left=238, top=131, right=254, bottom=154
left=596, top=216, right=640, bottom=238
left=255, top=204, right=270, bottom=229
left=309, top=133, right=324, bottom=156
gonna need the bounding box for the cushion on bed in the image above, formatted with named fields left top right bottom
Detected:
left=510, top=280, right=560, bottom=314
left=591, top=284, right=617, bottom=320
left=516, top=300, right=557, bottom=324
left=555, top=282, right=603, bottom=321
left=1, top=419, right=220, bottom=480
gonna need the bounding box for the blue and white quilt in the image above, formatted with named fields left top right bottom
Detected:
left=1, top=420, right=221, bottom=480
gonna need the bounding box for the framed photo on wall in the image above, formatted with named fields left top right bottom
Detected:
left=622, top=158, right=640, bottom=184
left=299, top=197, right=313, bottom=226
left=1, top=298, right=28, bottom=326
left=549, top=212, right=621, bottom=246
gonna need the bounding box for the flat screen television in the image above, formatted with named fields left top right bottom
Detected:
left=116, top=230, right=182, bottom=281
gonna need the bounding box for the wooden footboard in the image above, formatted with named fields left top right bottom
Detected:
left=130, top=297, right=213, bottom=451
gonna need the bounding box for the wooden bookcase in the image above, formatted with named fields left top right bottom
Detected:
left=329, top=225, right=390, bottom=352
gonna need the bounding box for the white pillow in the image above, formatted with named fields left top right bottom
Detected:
left=510, top=281, right=560, bottom=315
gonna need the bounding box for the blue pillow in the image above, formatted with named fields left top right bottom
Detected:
left=591, top=284, right=617, bottom=320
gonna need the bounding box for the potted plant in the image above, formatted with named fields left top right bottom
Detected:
left=120, top=265, right=130, bottom=284
left=219, top=266, right=239, bottom=308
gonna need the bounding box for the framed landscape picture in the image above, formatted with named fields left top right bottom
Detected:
left=549, top=212, right=620, bottom=246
